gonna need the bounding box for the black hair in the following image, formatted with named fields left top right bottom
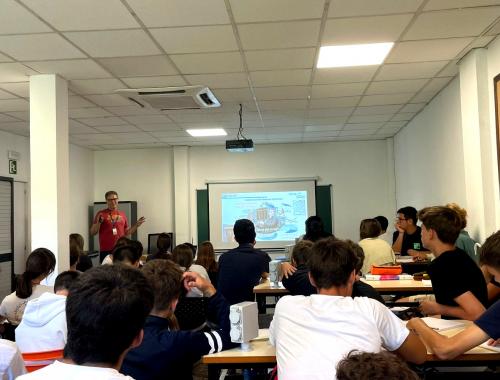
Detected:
left=291, top=240, right=313, bottom=266
left=172, top=244, right=194, bottom=268
left=359, top=219, right=381, bottom=240
left=233, top=219, right=256, bottom=245
left=64, top=265, right=153, bottom=365
left=480, top=230, right=500, bottom=269
left=112, top=245, right=142, bottom=266
left=54, top=271, right=80, bottom=293
left=303, top=216, right=332, bottom=242
left=309, top=238, right=357, bottom=289
left=16, top=248, right=56, bottom=299
left=156, top=233, right=171, bottom=253
left=104, top=190, right=118, bottom=200
left=397, top=207, right=418, bottom=224
left=418, top=206, right=461, bottom=244
left=374, top=216, right=388, bottom=232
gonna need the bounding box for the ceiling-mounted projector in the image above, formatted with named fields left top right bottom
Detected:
left=226, top=139, right=254, bottom=152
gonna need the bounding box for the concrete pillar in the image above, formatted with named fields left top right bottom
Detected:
left=173, top=146, right=191, bottom=244
left=30, top=74, right=70, bottom=278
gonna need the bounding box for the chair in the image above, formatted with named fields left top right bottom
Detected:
left=474, top=242, right=482, bottom=260
left=21, top=349, right=63, bottom=372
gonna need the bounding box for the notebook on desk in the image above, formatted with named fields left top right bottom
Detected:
left=421, top=317, right=465, bottom=331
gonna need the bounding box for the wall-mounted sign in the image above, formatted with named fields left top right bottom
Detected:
left=9, top=159, right=17, bottom=174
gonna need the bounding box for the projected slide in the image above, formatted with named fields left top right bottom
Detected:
left=221, top=191, right=307, bottom=242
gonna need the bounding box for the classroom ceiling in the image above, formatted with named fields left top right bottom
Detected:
left=0, top=0, right=499, bottom=150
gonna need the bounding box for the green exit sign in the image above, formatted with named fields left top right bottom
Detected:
left=9, top=159, right=17, bottom=174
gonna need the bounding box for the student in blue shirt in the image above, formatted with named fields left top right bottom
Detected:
left=408, top=230, right=500, bottom=358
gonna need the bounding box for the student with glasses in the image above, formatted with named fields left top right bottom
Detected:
left=392, top=206, right=431, bottom=259
left=90, top=190, right=146, bottom=263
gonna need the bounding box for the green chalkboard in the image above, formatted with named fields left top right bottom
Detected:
left=196, top=185, right=333, bottom=243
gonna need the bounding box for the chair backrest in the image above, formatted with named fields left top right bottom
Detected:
left=474, top=242, right=482, bottom=260
left=22, top=349, right=63, bottom=372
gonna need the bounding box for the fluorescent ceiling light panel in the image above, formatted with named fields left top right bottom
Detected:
left=187, top=128, right=227, bottom=137
left=317, top=42, right=394, bottom=68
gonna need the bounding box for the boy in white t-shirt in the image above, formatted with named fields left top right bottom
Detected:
left=269, top=237, right=426, bottom=380
left=17, top=265, right=154, bottom=380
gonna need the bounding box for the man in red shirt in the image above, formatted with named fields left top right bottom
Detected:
left=90, top=190, right=145, bottom=263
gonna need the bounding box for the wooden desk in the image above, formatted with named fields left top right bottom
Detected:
left=362, top=279, right=433, bottom=296
left=203, top=325, right=500, bottom=379
left=253, top=281, right=289, bottom=314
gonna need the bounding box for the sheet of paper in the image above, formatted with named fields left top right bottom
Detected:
left=421, top=317, right=464, bottom=331
left=480, top=342, right=500, bottom=352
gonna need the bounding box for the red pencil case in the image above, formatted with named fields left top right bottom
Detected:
left=371, top=264, right=402, bottom=275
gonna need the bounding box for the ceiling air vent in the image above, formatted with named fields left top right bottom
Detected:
left=115, top=86, right=221, bottom=110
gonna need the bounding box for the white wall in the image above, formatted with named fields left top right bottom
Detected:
left=69, top=144, right=94, bottom=249
left=93, top=148, right=174, bottom=248
left=188, top=141, right=395, bottom=242
left=394, top=78, right=466, bottom=212
left=0, top=130, right=29, bottom=182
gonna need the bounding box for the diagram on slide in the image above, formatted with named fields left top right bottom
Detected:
left=221, top=191, right=307, bottom=242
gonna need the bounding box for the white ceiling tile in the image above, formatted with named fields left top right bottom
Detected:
left=5, top=111, right=29, bottom=120
left=0, top=113, right=19, bottom=122
left=68, top=96, right=95, bottom=108
left=386, top=38, right=473, bottom=63
left=437, top=61, right=459, bottom=77
left=149, top=130, right=187, bottom=138
left=353, top=105, right=402, bottom=115
left=64, top=30, right=160, bottom=58
left=310, top=96, right=360, bottom=108
left=323, top=14, right=413, bottom=45
left=22, top=0, right=139, bottom=30
left=238, top=21, right=321, bottom=50
left=410, top=91, right=437, bottom=103
left=69, top=120, right=99, bottom=134
left=121, top=75, right=187, bottom=88
left=0, top=63, right=38, bottom=82
left=245, top=48, right=316, bottom=71
left=376, top=127, right=402, bottom=135
left=257, top=99, right=308, bottom=110
left=404, top=7, right=500, bottom=40
left=385, top=121, right=408, bottom=128
left=392, top=112, right=416, bottom=121
left=250, top=69, right=312, bottom=86
left=98, top=55, right=177, bottom=77
left=127, top=0, right=229, bottom=27
left=212, top=88, right=253, bottom=102
left=0, top=34, right=85, bottom=60
left=0, top=88, right=17, bottom=99
left=423, top=0, right=500, bottom=11
left=0, top=82, right=29, bottom=97
left=344, top=122, right=384, bottom=129
left=329, top=0, right=423, bottom=17
left=151, top=26, right=238, bottom=54
left=266, top=126, right=304, bottom=134
left=78, top=117, right=127, bottom=127
left=184, top=73, right=248, bottom=88
left=0, top=121, right=29, bottom=135
left=366, top=79, right=428, bottom=95
left=73, top=133, right=119, bottom=144
left=95, top=125, right=142, bottom=133
left=308, top=107, right=354, bottom=117
left=486, top=19, right=500, bottom=35
left=304, top=124, right=344, bottom=132
left=348, top=114, right=393, bottom=123
left=0, top=0, right=51, bottom=34
left=253, top=86, right=309, bottom=100
left=168, top=112, right=236, bottom=123
left=85, top=94, right=133, bottom=107
left=314, top=66, right=378, bottom=84
left=376, top=61, right=448, bottom=80
left=123, top=115, right=173, bottom=125
left=399, top=103, right=426, bottom=113
left=69, top=107, right=113, bottom=118
left=142, top=125, right=184, bottom=133
left=230, top=0, right=324, bottom=22
left=0, top=52, right=12, bottom=63
left=25, top=59, right=112, bottom=80
left=311, top=83, right=368, bottom=98
left=359, top=93, right=414, bottom=106
left=469, top=36, right=496, bottom=49
left=104, top=105, right=162, bottom=116
left=69, top=78, right=125, bottom=95
left=419, top=77, right=453, bottom=95
left=338, top=129, right=376, bottom=136
left=305, top=117, right=349, bottom=126
left=263, top=119, right=306, bottom=127
left=259, top=109, right=305, bottom=120
left=0, top=98, right=28, bottom=111
left=171, top=52, right=243, bottom=74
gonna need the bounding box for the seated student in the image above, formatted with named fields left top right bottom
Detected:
left=417, top=206, right=487, bottom=320
left=0, top=248, right=55, bottom=338
left=392, top=206, right=431, bottom=259
left=0, top=339, right=26, bottom=378
left=17, top=265, right=154, bottom=379
left=71, top=233, right=92, bottom=272
left=194, top=241, right=218, bottom=286
left=358, top=218, right=395, bottom=274
left=113, top=245, right=142, bottom=268
left=218, top=219, right=271, bottom=305
left=374, top=215, right=392, bottom=246
left=282, top=240, right=384, bottom=304
left=302, top=215, right=333, bottom=242
left=16, top=271, right=80, bottom=353
left=147, top=233, right=172, bottom=261
left=173, top=244, right=211, bottom=297
left=336, top=351, right=419, bottom=380
left=269, top=238, right=426, bottom=379
left=121, top=260, right=232, bottom=380
left=101, top=236, right=131, bottom=265
left=407, top=230, right=500, bottom=359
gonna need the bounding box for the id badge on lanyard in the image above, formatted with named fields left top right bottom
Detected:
left=110, top=212, right=118, bottom=236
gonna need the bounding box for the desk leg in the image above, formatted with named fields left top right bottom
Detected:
left=256, top=294, right=266, bottom=314
left=207, top=365, right=220, bottom=380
